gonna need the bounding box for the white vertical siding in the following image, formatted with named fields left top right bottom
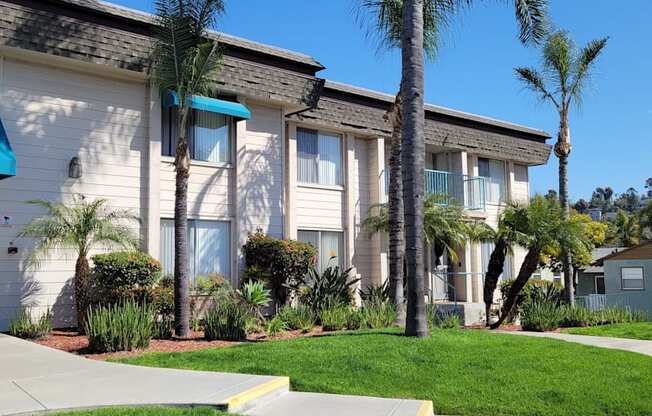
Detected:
left=512, top=163, right=530, bottom=202
left=352, top=138, right=375, bottom=287
left=0, top=59, right=147, bottom=330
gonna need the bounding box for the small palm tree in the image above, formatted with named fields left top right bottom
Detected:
left=515, top=31, right=608, bottom=304
left=150, top=0, right=224, bottom=337
left=17, top=196, right=139, bottom=330
left=607, top=210, right=641, bottom=247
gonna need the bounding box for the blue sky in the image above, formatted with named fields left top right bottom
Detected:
left=110, top=0, right=651, bottom=201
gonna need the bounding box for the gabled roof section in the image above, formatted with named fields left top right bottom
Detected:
left=597, top=242, right=652, bottom=263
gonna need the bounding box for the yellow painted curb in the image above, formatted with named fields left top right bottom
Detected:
left=222, top=376, right=290, bottom=411
left=416, top=400, right=434, bottom=416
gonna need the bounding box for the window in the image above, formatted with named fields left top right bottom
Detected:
left=160, top=219, right=231, bottom=282
left=480, top=240, right=513, bottom=280
left=621, top=267, right=644, bottom=290
left=297, top=230, right=344, bottom=272
left=162, top=106, right=231, bottom=164
left=297, top=128, right=342, bottom=186
left=478, top=158, right=506, bottom=203
left=595, top=275, right=606, bottom=294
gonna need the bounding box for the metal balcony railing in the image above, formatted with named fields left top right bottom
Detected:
left=425, top=169, right=487, bottom=211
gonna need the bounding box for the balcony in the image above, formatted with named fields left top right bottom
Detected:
left=425, top=169, right=489, bottom=211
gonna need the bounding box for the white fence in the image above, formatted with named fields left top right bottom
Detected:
left=575, top=294, right=608, bottom=311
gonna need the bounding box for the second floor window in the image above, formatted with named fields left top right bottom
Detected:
left=478, top=158, right=506, bottom=203
left=162, top=106, right=232, bottom=164
left=297, top=127, right=342, bottom=186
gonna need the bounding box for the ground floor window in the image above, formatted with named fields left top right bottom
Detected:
left=621, top=267, right=644, bottom=290
left=160, top=219, right=230, bottom=282
left=595, top=275, right=606, bottom=294
left=297, top=230, right=344, bottom=272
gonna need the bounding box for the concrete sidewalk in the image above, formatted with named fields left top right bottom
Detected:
left=496, top=330, right=652, bottom=357
left=0, top=334, right=433, bottom=416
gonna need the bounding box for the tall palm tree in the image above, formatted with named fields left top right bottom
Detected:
left=150, top=0, right=224, bottom=337
left=515, top=31, right=608, bottom=304
left=17, top=196, right=139, bottom=330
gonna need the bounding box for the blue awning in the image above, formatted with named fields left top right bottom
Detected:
left=164, top=91, right=251, bottom=120
left=0, top=118, right=16, bottom=180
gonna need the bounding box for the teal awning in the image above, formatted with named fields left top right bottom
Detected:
left=0, top=119, right=16, bottom=180
left=164, top=91, right=251, bottom=120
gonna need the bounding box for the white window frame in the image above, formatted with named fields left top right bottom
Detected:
left=161, top=106, right=235, bottom=167
left=296, top=127, right=343, bottom=187
left=297, top=229, right=345, bottom=272
left=159, top=218, right=232, bottom=284
left=621, top=267, right=645, bottom=291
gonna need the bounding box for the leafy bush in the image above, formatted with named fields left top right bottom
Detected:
left=153, top=316, right=174, bottom=339
left=500, top=278, right=562, bottom=322
left=292, top=265, right=360, bottom=314
left=204, top=296, right=251, bottom=341
left=85, top=300, right=154, bottom=352
left=242, top=231, right=316, bottom=305
left=238, top=281, right=271, bottom=319
left=9, top=308, right=53, bottom=339
left=520, top=299, right=564, bottom=332
left=266, top=316, right=288, bottom=337
left=92, top=251, right=161, bottom=298
left=277, top=305, right=316, bottom=332
left=346, top=309, right=363, bottom=330
left=560, top=305, right=599, bottom=328
left=427, top=306, right=462, bottom=329
left=320, top=305, right=352, bottom=331
left=194, top=273, right=228, bottom=295
left=360, top=280, right=390, bottom=306
left=601, top=307, right=646, bottom=324
left=359, top=302, right=397, bottom=329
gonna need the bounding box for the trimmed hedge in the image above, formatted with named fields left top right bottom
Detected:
left=92, top=251, right=161, bottom=295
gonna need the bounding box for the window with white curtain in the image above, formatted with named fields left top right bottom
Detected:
left=162, top=106, right=231, bottom=164
left=297, top=128, right=342, bottom=186
left=297, top=230, right=344, bottom=272
left=480, top=240, right=513, bottom=280
left=160, top=219, right=231, bottom=283
left=621, top=267, right=644, bottom=290
left=478, top=158, right=506, bottom=204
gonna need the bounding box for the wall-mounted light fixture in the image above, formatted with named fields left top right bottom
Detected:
left=68, top=156, right=82, bottom=179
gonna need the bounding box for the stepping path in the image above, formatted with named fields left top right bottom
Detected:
left=0, top=333, right=433, bottom=416
left=495, top=330, right=652, bottom=357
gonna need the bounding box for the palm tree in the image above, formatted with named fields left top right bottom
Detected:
left=607, top=210, right=641, bottom=247
left=17, top=196, right=139, bottom=330
left=515, top=31, right=608, bottom=304
left=150, top=0, right=224, bottom=337
left=491, top=195, right=591, bottom=328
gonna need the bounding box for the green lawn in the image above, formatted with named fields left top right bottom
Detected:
left=117, top=329, right=652, bottom=416
left=53, top=408, right=230, bottom=416
left=564, top=322, right=652, bottom=340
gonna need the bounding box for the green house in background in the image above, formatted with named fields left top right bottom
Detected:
left=578, top=242, right=652, bottom=318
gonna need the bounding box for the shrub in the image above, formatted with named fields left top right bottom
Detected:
left=204, top=297, right=251, bottom=341
left=9, top=308, right=53, bottom=339
left=520, top=299, right=564, bottom=332
left=359, top=302, right=397, bottom=329
left=346, top=309, right=363, bottom=330
left=153, top=316, right=174, bottom=340
left=359, top=280, right=390, bottom=306
left=428, top=306, right=462, bottom=329
left=92, top=251, right=161, bottom=298
left=238, top=281, right=271, bottom=319
left=560, top=305, right=599, bottom=328
left=266, top=316, right=288, bottom=337
left=320, top=305, right=352, bottom=331
left=85, top=300, right=154, bottom=353
left=293, top=265, right=360, bottom=314
left=277, top=305, right=316, bottom=332
left=242, top=231, right=316, bottom=305
left=500, top=278, right=562, bottom=322
left=149, top=276, right=175, bottom=319
left=194, top=273, right=228, bottom=295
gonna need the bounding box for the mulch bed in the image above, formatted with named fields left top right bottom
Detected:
left=34, top=327, right=327, bottom=360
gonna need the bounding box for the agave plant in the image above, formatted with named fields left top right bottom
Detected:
left=237, top=281, right=271, bottom=320
left=291, top=262, right=360, bottom=314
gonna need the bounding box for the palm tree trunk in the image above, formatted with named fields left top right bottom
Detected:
left=174, top=106, right=192, bottom=338
left=490, top=247, right=540, bottom=329
left=556, top=116, right=574, bottom=306
left=387, top=86, right=405, bottom=325
left=401, top=0, right=428, bottom=338
left=74, top=252, right=90, bottom=333
left=483, top=239, right=507, bottom=326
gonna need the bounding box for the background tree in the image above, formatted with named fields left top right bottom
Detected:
left=606, top=210, right=641, bottom=247
left=573, top=198, right=589, bottom=214
left=150, top=0, right=224, bottom=337
left=18, top=196, right=139, bottom=330
left=615, top=187, right=640, bottom=213
left=639, top=200, right=652, bottom=240
left=515, top=31, right=608, bottom=305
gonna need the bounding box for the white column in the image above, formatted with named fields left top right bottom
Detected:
left=285, top=122, right=298, bottom=239
left=233, top=99, right=248, bottom=284
left=507, top=160, right=515, bottom=203
left=368, top=137, right=387, bottom=285
left=345, top=134, right=356, bottom=271
left=146, top=85, right=161, bottom=258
